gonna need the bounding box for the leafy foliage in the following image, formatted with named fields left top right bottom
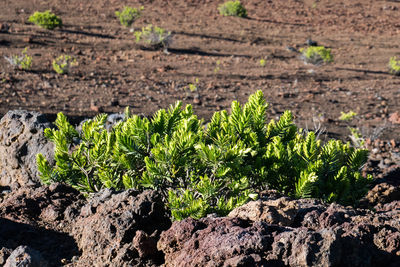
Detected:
left=4, top=47, right=32, bottom=70
left=134, top=25, right=172, bottom=50
left=28, top=10, right=62, bottom=30
left=339, top=111, right=357, bottom=121
left=37, top=91, right=372, bottom=220
left=52, top=55, right=77, bottom=74
left=389, top=56, right=400, bottom=76
left=115, top=6, right=143, bottom=27
left=300, top=46, right=333, bottom=65
left=218, top=1, right=248, bottom=18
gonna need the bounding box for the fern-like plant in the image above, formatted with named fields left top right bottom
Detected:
left=37, top=91, right=372, bottom=220
left=28, top=10, right=62, bottom=30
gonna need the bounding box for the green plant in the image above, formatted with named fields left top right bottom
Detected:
left=339, top=111, right=357, bottom=121
left=187, top=78, right=199, bottom=92
left=389, top=56, right=400, bottom=76
left=348, top=127, right=365, bottom=149
left=28, top=10, right=62, bottom=30
left=115, top=6, right=143, bottom=27
left=214, top=60, right=221, bottom=74
left=134, top=24, right=172, bottom=50
left=300, top=46, right=333, bottom=65
left=4, top=47, right=32, bottom=70
left=52, top=55, right=77, bottom=74
left=218, top=1, right=247, bottom=18
left=260, top=59, right=266, bottom=67
left=37, top=91, right=372, bottom=221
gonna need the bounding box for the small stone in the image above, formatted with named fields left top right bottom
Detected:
left=389, top=112, right=400, bottom=124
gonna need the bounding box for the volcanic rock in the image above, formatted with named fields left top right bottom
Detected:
left=72, top=188, right=171, bottom=266
left=0, top=110, right=54, bottom=189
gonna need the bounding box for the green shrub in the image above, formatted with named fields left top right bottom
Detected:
left=4, top=47, right=32, bottom=70
left=37, top=91, right=372, bottom=220
left=115, top=6, right=143, bottom=27
left=28, top=10, right=62, bottom=30
left=389, top=56, right=400, bottom=76
left=218, top=1, right=247, bottom=18
left=52, top=55, right=77, bottom=74
left=134, top=24, right=172, bottom=50
left=339, top=111, right=357, bottom=121
left=300, top=46, right=333, bottom=65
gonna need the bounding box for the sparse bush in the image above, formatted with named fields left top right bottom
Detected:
left=115, top=6, right=143, bottom=27
left=37, top=91, right=372, bottom=221
left=52, top=55, right=77, bottom=74
left=28, top=10, right=62, bottom=30
left=214, top=60, right=221, bottom=73
left=134, top=24, right=172, bottom=50
left=300, top=46, right=333, bottom=65
left=389, top=56, right=400, bottom=76
left=218, top=1, right=247, bottom=18
left=187, top=78, right=199, bottom=92
left=339, top=111, right=357, bottom=121
left=348, top=127, right=365, bottom=149
left=260, top=59, right=266, bottom=67
left=4, top=47, right=32, bottom=70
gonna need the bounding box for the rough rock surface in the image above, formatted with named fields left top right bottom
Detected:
left=4, top=245, right=49, bottom=267
left=159, top=197, right=400, bottom=267
left=228, top=197, right=298, bottom=226
left=0, top=182, right=85, bottom=230
left=72, top=188, right=171, bottom=266
left=0, top=110, right=54, bottom=189
left=0, top=183, right=172, bottom=266
left=0, top=183, right=84, bottom=266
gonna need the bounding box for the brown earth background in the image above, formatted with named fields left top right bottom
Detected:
left=1, top=0, right=400, bottom=141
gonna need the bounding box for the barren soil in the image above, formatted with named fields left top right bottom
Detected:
left=1, top=0, right=400, bottom=141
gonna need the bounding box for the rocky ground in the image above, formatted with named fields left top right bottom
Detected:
left=1, top=0, right=400, bottom=265
left=1, top=0, right=400, bottom=141
left=0, top=103, right=399, bottom=266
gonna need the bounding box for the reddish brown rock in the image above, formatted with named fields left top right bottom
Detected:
left=228, top=197, right=298, bottom=226
left=72, top=189, right=171, bottom=266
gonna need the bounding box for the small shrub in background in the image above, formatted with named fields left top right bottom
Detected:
left=339, top=111, right=357, bottom=121
left=259, top=59, right=266, bottom=67
left=37, top=91, right=372, bottom=221
left=115, top=6, right=143, bottom=27
left=218, top=1, right=247, bottom=18
left=300, top=46, right=333, bottom=65
left=4, top=47, right=32, bottom=70
left=134, top=24, right=172, bottom=50
left=187, top=78, right=199, bottom=92
left=348, top=127, right=365, bottom=149
left=28, top=10, right=62, bottom=30
left=389, top=56, right=400, bottom=76
left=214, top=60, right=221, bottom=73
left=52, top=55, right=77, bottom=74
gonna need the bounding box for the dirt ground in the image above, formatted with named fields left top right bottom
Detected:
left=1, top=0, right=400, bottom=141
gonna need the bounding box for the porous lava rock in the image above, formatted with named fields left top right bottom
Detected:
left=159, top=196, right=400, bottom=267
left=0, top=183, right=84, bottom=266
left=158, top=215, right=274, bottom=267
left=0, top=110, right=54, bottom=189
left=0, top=182, right=85, bottom=229
left=4, top=245, right=49, bottom=267
left=228, top=197, right=298, bottom=226
left=72, top=188, right=171, bottom=266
